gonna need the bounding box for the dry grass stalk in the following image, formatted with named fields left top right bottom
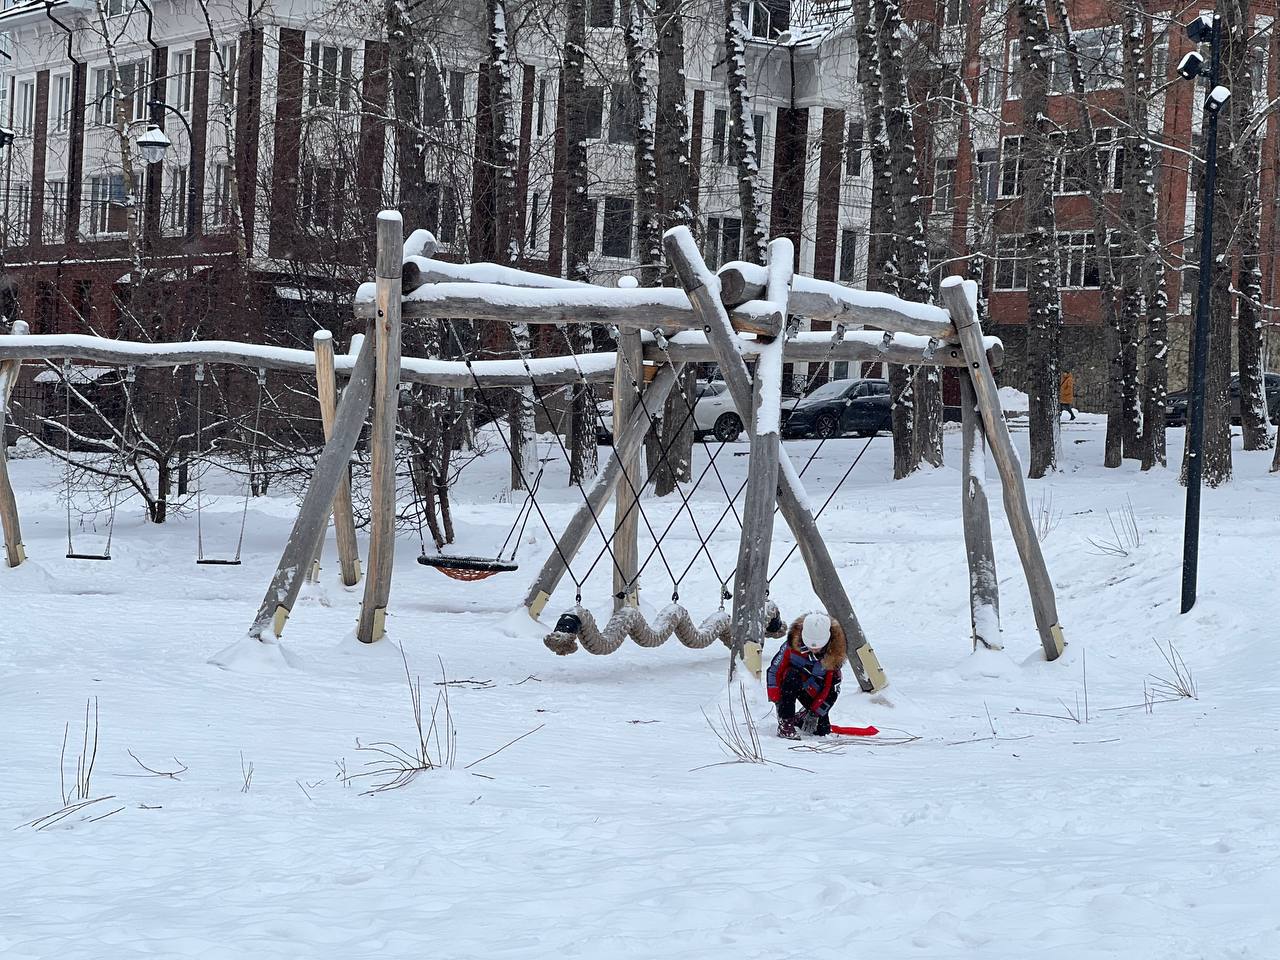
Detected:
left=240, top=753, right=254, bottom=793
left=19, top=698, right=124, bottom=830
left=693, top=683, right=812, bottom=773
left=1088, top=497, right=1141, bottom=557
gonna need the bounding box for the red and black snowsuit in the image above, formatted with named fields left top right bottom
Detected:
left=767, top=617, right=846, bottom=736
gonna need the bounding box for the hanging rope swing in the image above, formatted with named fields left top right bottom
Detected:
left=63, top=360, right=134, bottom=561
left=193, top=364, right=266, bottom=566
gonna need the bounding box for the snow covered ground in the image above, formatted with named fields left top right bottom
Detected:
left=3, top=415, right=1278, bottom=959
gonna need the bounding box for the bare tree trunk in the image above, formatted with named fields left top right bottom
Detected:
left=854, top=0, right=911, bottom=478
left=1123, top=6, right=1169, bottom=471
left=1014, top=0, right=1061, bottom=479
left=94, top=0, right=143, bottom=280
left=564, top=0, right=597, bottom=483
left=724, top=0, right=766, bottom=264
left=652, top=0, right=696, bottom=490
left=874, top=0, right=939, bottom=471
left=622, top=0, right=660, bottom=285
left=1235, top=72, right=1269, bottom=451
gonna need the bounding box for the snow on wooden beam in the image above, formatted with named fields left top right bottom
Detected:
left=717, top=262, right=956, bottom=340
left=642, top=330, right=1004, bottom=368
left=0, top=335, right=617, bottom=387
left=356, top=278, right=783, bottom=337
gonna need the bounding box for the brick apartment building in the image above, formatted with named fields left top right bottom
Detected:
left=1, top=0, right=1277, bottom=407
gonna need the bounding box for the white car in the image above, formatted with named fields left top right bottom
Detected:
left=596, top=380, right=743, bottom=444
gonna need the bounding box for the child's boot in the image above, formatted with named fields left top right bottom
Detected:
left=777, top=717, right=801, bottom=740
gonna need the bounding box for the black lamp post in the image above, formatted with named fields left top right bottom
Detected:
left=144, top=99, right=199, bottom=240
left=0, top=126, right=13, bottom=149
left=1178, top=11, right=1230, bottom=614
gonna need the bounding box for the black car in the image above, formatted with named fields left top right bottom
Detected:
left=1165, top=373, right=1280, bottom=427
left=781, top=378, right=892, bottom=439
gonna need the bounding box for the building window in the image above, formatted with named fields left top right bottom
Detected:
left=1058, top=231, right=1099, bottom=288
left=528, top=192, right=542, bottom=249
left=608, top=82, right=636, bottom=145
left=993, top=233, right=1027, bottom=290
left=447, top=71, right=465, bottom=128
left=422, top=67, right=464, bottom=130
left=845, top=119, right=863, bottom=176
left=934, top=157, right=957, bottom=211
left=975, top=148, right=998, bottom=203
left=1051, top=26, right=1123, bottom=94
left=92, top=68, right=112, bottom=126
left=171, top=50, right=195, bottom=113
left=582, top=85, right=604, bottom=140
left=943, top=0, right=968, bottom=27
left=105, top=0, right=129, bottom=16
left=209, top=163, right=231, bottom=228
left=439, top=186, right=459, bottom=243
left=752, top=112, right=766, bottom=154
left=601, top=196, right=633, bottom=258
left=168, top=166, right=189, bottom=230
left=51, top=75, right=72, bottom=133
left=536, top=75, right=551, bottom=136
left=88, top=174, right=128, bottom=235
left=12, top=182, right=32, bottom=244
left=119, top=61, right=149, bottom=122
left=937, top=75, right=963, bottom=119
left=978, top=56, right=1001, bottom=109
left=838, top=229, right=859, bottom=283
left=998, top=135, right=1023, bottom=197
left=589, top=0, right=614, bottom=28
left=1006, top=39, right=1022, bottom=100
left=301, top=165, right=346, bottom=231
left=46, top=179, right=67, bottom=235
left=741, top=0, right=772, bottom=39
left=17, top=80, right=35, bottom=136
left=308, top=43, right=354, bottom=110
left=583, top=198, right=598, bottom=252
left=712, top=108, right=728, bottom=164
left=705, top=215, right=742, bottom=269
left=1096, top=127, right=1124, bottom=191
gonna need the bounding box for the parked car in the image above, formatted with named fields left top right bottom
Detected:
left=781, top=378, right=892, bottom=439
left=596, top=380, right=744, bottom=444
left=1165, top=372, right=1280, bottom=427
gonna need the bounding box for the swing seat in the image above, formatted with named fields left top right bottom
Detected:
left=66, top=552, right=112, bottom=561
left=417, top=554, right=519, bottom=581
left=196, top=558, right=242, bottom=566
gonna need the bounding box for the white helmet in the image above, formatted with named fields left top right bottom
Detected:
left=800, top=613, right=832, bottom=653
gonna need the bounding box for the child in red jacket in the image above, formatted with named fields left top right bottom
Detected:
left=767, top=612, right=845, bottom=739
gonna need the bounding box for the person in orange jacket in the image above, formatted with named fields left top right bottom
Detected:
left=1059, top=371, right=1076, bottom=421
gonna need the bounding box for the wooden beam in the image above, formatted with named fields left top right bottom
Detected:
left=718, top=262, right=956, bottom=340
left=354, top=282, right=784, bottom=337
left=0, top=335, right=615, bottom=388
left=611, top=329, right=643, bottom=610
left=641, top=333, right=1003, bottom=369
left=959, top=372, right=1001, bottom=651
left=314, top=331, right=361, bottom=587
left=664, top=227, right=887, bottom=692
left=522, top=362, right=684, bottom=619
left=356, top=212, right=404, bottom=644
left=0, top=320, right=29, bottom=567
left=941, top=277, right=1064, bottom=661
left=239, top=328, right=377, bottom=645
left=726, top=239, right=791, bottom=679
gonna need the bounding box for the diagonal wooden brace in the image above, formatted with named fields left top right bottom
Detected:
left=663, top=227, right=886, bottom=692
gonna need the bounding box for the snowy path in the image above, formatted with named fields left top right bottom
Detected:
left=3, top=419, right=1278, bottom=959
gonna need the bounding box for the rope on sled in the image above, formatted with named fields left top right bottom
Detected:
left=545, top=600, right=788, bottom=656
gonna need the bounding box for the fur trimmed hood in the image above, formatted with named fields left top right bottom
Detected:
left=787, top=612, right=846, bottom=671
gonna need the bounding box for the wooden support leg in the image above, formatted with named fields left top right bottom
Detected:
left=314, top=331, right=362, bottom=587
left=664, top=228, right=887, bottom=692
left=522, top=362, right=684, bottom=619
left=941, top=277, right=1064, bottom=661
left=244, top=330, right=377, bottom=641
left=611, top=328, right=643, bottom=610
left=959, top=373, right=1002, bottom=650
left=0, top=320, right=29, bottom=568
left=726, top=239, right=791, bottom=678
left=357, top=212, right=405, bottom=644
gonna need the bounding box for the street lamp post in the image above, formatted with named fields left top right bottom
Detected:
left=0, top=127, right=14, bottom=150
left=1178, top=12, right=1230, bottom=614
left=143, top=99, right=199, bottom=240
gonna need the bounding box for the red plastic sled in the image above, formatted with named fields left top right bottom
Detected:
left=830, top=724, right=879, bottom=737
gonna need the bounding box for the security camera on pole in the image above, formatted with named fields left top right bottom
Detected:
left=1178, top=11, right=1229, bottom=614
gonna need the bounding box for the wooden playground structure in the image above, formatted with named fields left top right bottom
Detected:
left=0, top=212, right=1066, bottom=690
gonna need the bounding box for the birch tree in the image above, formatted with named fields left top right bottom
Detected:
left=724, top=0, right=766, bottom=265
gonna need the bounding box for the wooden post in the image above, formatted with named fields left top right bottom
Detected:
left=941, top=276, right=1064, bottom=661
left=314, top=330, right=362, bottom=587
left=959, top=373, right=1002, bottom=650
left=356, top=212, right=405, bottom=644
left=611, top=328, right=643, bottom=610
left=242, top=331, right=377, bottom=643
left=523, top=362, right=684, bottom=619
left=726, top=239, right=791, bottom=677
left=664, top=227, right=887, bottom=692
left=0, top=320, right=29, bottom=567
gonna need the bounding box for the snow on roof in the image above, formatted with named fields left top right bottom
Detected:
left=32, top=364, right=118, bottom=385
